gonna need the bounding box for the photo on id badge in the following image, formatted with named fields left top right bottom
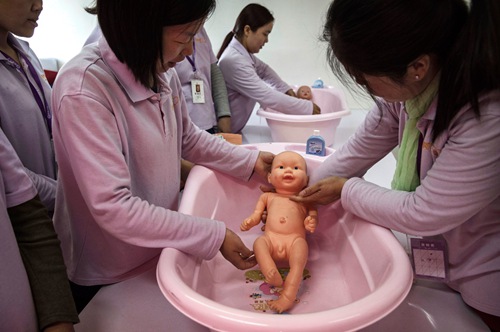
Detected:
left=191, top=79, right=205, bottom=103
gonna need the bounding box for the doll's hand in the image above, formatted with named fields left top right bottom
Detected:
left=240, top=217, right=256, bottom=231
left=291, top=176, right=347, bottom=206
left=220, top=228, right=257, bottom=270
left=304, top=215, right=317, bottom=233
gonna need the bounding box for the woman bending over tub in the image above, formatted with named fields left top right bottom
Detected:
left=291, top=0, right=500, bottom=330
left=217, top=3, right=321, bottom=133
left=51, top=0, right=274, bottom=313
left=241, top=151, right=317, bottom=313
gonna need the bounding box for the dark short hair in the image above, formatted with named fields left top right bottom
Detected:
left=87, top=0, right=216, bottom=88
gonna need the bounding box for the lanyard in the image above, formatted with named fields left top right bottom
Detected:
left=185, top=41, right=197, bottom=73
left=417, top=134, right=423, bottom=178
left=1, top=49, right=52, bottom=135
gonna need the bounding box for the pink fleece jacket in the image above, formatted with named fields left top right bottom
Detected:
left=51, top=37, right=259, bottom=286
left=311, top=91, right=500, bottom=316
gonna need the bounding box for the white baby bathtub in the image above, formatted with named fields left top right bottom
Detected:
left=157, top=143, right=412, bottom=332
left=256, top=87, right=351, bottom=147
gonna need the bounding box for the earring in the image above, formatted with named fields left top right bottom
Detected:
left=415, top=75, right=420, bottom=81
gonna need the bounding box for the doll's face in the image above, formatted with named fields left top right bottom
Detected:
left=297, top=86, right=312, bottom=100
left=268, top=151, right=308, bottom=194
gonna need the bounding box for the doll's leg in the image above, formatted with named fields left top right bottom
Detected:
left=254, top=236, right=283, bottom=287
left=268, top=238, right=308, bottom=313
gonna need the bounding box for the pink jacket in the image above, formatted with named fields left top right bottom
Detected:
left=312, top=91, right=500, bottom=316
left=0, top=34, right=56, bottom=211
left=51, top=37, right=259, bottom=286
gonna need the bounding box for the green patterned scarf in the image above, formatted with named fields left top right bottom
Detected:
left=391, top=74, right=440, bottom=191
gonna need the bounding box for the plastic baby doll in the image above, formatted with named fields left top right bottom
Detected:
left=240, top=151, right=317, bottom=313
left=296, top=85, right=313, bottom=100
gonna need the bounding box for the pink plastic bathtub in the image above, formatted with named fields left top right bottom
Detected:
left=256, top=87, right=350, bottom=146
left=157, top=143, right=412, bottom=332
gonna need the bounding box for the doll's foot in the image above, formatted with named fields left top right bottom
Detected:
left=264, top=268, right=283, bottom=287
left=267, top=294, right=296, bottom=313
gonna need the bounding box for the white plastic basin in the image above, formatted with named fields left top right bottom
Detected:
left=257, top=87, right=351, bottom=147
left=157, top=143, right=412, bottom=332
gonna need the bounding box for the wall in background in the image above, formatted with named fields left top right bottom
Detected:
left=24, top=0, right=373, bottom=109
left=26, top=0, right=96, bottom=64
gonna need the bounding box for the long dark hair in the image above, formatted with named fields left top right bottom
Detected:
left=216, top=3, right=274, bottom=59
left=435, top=0, right=500, bottom=138
left=322, top=0, right=500, bottom=139
left=85, top=0, right=216, bottom=88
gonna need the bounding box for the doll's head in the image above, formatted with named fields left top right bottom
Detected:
left=268, top=151, right=309, bottom=195
left=296, top=85, right=313, bottom=100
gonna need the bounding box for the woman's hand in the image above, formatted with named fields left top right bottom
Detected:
left=290, top=176, right=347, bottom=206
left=44, top=322, right=75, bottom=332
left=312, top=103, right=321, bottom=115
left=217, top=116, right=231, bottom=133
left=285, top=89, right=297, bottom=97
left=220, top=228, right=257, bottom=270
left=180, top=159, right=194, bottom=190
left=253, top=151, right=274, bottom=179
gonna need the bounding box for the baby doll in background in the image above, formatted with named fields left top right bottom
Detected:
left=296, top=85, right=313, bottom=100
left=240, top=151, right=317, bottom=313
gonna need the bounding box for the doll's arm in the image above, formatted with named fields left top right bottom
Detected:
left=304, top=207, right=318, bottom=233
left=241, top=194, right=268, bottom=231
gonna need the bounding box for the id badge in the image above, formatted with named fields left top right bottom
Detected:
left=191, top=79, right=205, bottom=104
left=410, top=236, right=449, bottom=281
